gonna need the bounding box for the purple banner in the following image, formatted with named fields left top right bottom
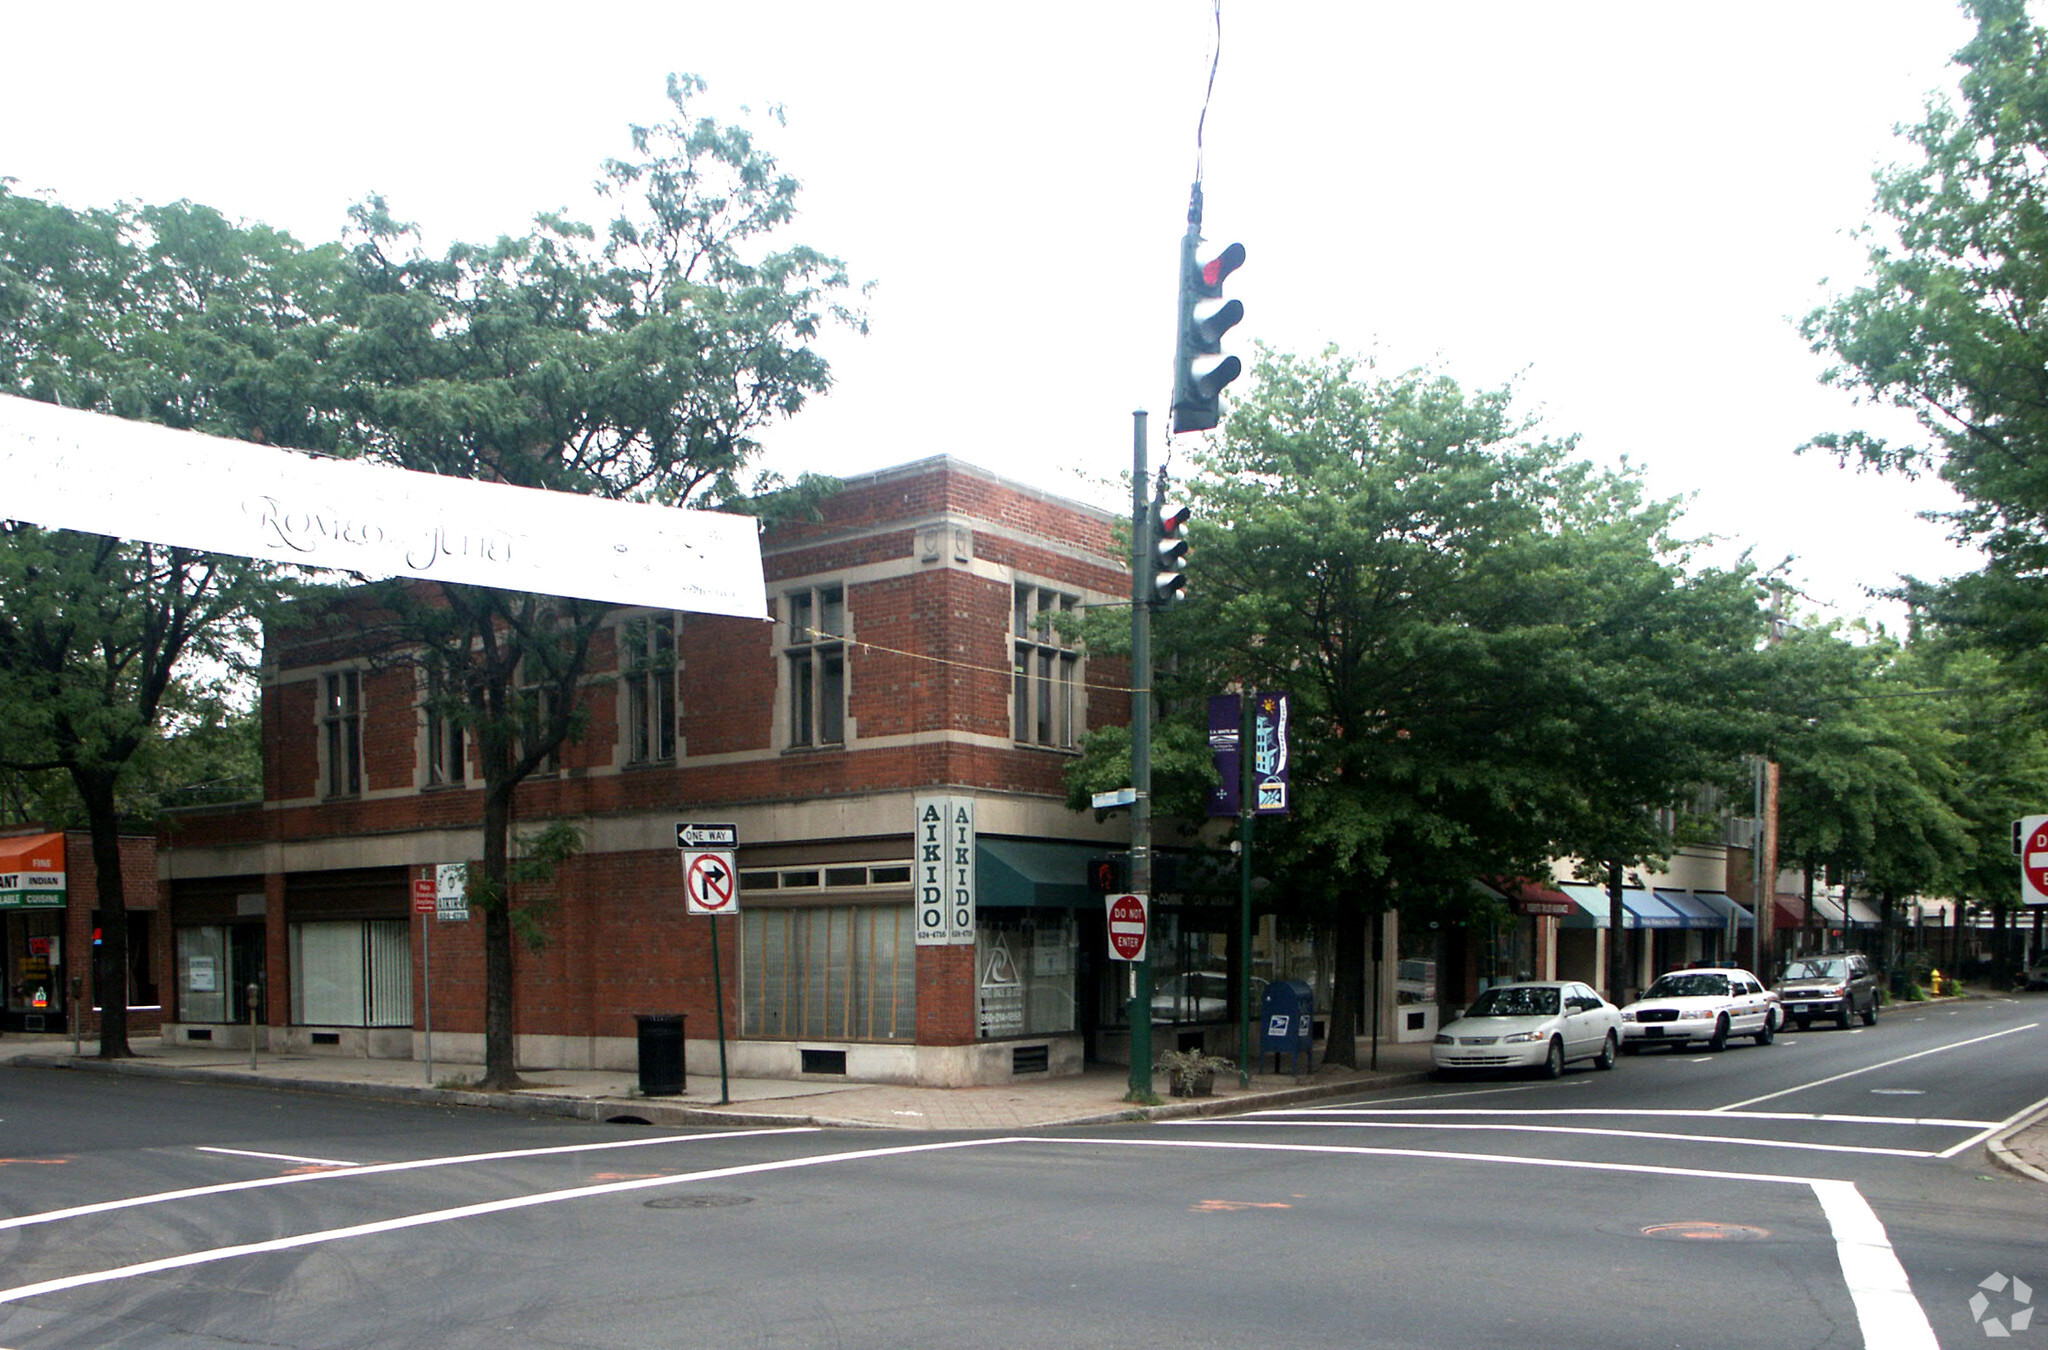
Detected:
left=1208, top=691, right=1289, bottom=817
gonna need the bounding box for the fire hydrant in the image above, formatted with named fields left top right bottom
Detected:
left=1929, top=969, right=1944, bottom=997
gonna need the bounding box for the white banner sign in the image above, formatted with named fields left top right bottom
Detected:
left=0, top=395, right=766, bottom=618
left=914, top=795, right=976, bottom=946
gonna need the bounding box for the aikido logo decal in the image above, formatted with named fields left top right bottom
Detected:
left=1971, top=1272, right=2035, bottom=1338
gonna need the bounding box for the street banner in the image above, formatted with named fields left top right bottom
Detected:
left=0, top=394, right=766, bottom=618
left=1208, top=691, right=1291, bottom=817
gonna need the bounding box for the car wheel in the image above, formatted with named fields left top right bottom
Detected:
left=1795, top=1016, right=1812, bottom=1031
left=1707, top=1016, right=1729, bottom=1051
left=1754, top=1017, right=1774, bottom=1046
left=1860, top=998, right=1877, bottom=1027
left=1594, top=1031, right=1618, bottom=1070
left=1540, top=1038, right=1565, bottom=1079
left=1836, top=1003, right=1853, bottom=1030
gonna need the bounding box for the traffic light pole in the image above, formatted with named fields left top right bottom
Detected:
left=1128, top=409, right=1156, bottom=1102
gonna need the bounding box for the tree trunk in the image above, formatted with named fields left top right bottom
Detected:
left=77, top=771, right=132, bottom=1058
left=478, top=778, right=520, bottom=1091
left=1321, top=907, right=1366, bottom=1069
left=1604, top=860, right=1627, bottom=1004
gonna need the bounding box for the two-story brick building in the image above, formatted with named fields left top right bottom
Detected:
left=157, top=456, right=1219, bottom=1086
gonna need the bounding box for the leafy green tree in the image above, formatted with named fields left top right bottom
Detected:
left=1803, top=0, right=2048, bottom=674
left=1073, top=348, right=1768, bottom=1062
left=325, top=74, right=865, bottom=1088
left=1769, top=628, right=1972, bottom=968
left=0, top=188, right=328, bottom=1055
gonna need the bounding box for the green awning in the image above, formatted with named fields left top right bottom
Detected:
left=977, top=839, right=1100, bottom=909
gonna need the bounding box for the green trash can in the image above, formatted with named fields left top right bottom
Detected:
left=636, top=1013, right=685, bottom=1095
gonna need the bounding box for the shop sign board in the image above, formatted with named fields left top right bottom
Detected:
left=435, top=863, right=470, bottom=921
left=914, top=796, right=976, bottom=946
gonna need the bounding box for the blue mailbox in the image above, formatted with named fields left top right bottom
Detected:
left=1260, top=978, right=1315, bottom=1072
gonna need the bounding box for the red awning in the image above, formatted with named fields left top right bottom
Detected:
left=1772, top=895, right=1805, bottom=930
left=1487, top=876, right=1578, bottom=918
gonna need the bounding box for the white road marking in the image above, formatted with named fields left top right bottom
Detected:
left=195, top=1147, right=359, bottom=1168
left=1038, top=1138, right=1938, bottom=1350
left=0, top=1136, right=998, bottom=1306
left=1715, top=1023, right=2039, bottom=1111
left=1935, top=1089, right=2048, bottom=1160
left=0, top=1132, right=1938, bottom=1349
left=1273, top=1107, right=1997, bottom=1128
left=1186, top=1118, right=1939, bottom=1158
left=0, top=1127, right=810, bottom=1232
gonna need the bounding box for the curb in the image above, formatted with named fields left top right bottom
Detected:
left=1985, top=1110, right=2048, bottom=1186
left=11, top=1052, right=1432, bottom=1132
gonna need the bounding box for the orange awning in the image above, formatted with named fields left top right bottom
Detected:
left=0, top=832, right=64, bottom=873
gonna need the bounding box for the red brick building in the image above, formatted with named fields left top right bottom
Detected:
left=1, top=827, right=163, bottom=1038
left=158, top=457, right=1163, bottom=1085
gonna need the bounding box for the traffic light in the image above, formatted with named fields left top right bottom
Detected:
left=1152, top=500, right=1192, bottom=604
left=1087, top=855, right=1132, bottom=893
left=1172, top=238, right=1246, bottom=434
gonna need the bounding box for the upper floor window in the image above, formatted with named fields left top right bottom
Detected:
left=1013, top=584, right=1079, bottom=749
left=516, top=657, right=562, bottom=777
left=424, top=670, right=466, bottom=787
left=622, top=614, right=677, bottom=764
left=786, top=585, right=845, bottom=748
left=322, top=671, right=362, bottom=798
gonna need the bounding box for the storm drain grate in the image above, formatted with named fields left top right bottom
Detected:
left=644, top=1194, right=753, bottom=1211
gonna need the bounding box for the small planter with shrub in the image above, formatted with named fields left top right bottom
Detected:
left=1158, top=1047, right=1235, bottom=1098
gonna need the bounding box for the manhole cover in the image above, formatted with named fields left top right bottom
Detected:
left=643, top=1194, right=753, bottom=1211
left=1640, top=1221, right=1771, bottom=1242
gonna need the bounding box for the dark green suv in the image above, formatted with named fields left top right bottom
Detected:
left=1776, top=952, right=1879, bottom=1030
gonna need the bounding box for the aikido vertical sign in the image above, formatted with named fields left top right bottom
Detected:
left=915, top=796, right=976, bottom=946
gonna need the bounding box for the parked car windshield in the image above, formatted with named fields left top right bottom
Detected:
left=1466, top=986, right=1559, bottom=1017
left=1784, top=958, right=1846, bottom=980
left=1643, top=973, right=1729, bottom=999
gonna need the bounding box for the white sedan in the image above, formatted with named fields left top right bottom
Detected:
left=1432, top=981, right=1622, bottom=1078
left=1620, top=967, right=1777, bottom=1052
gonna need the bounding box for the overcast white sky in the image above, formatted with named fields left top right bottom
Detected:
left=2, top=1, right=1992, bottom=627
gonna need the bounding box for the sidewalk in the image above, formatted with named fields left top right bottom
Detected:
left=0, top=1033, right=1436, bottom=1131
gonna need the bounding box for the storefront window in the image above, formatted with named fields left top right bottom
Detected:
left=178, top=923, right=265, bottom=1023
left=740, top=904, right=914, bottom=1040
left=974, top=912, right=1076, bottom=1038
left=289, top=919, right=411, bottom=1026
left=4, top=911, right=67, bottom=1027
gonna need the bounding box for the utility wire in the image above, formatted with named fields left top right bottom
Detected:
left=1194, top=0, right=1222, bottom=183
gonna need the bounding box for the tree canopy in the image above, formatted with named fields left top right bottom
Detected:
left=1070, top=347, right=1772, bottom=1058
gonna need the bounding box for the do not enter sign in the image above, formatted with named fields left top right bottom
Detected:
left=1106, top=893, right=1149, bottom=962
left=2020, top=815, right=2048, bottom=906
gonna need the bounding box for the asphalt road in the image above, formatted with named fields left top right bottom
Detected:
left=0, top=995, right=2041, bottom=1350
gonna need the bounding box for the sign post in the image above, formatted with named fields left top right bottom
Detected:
left=678, top=823, right=739, bottom=1104
left=413, top=875, right=437, bottom=1085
